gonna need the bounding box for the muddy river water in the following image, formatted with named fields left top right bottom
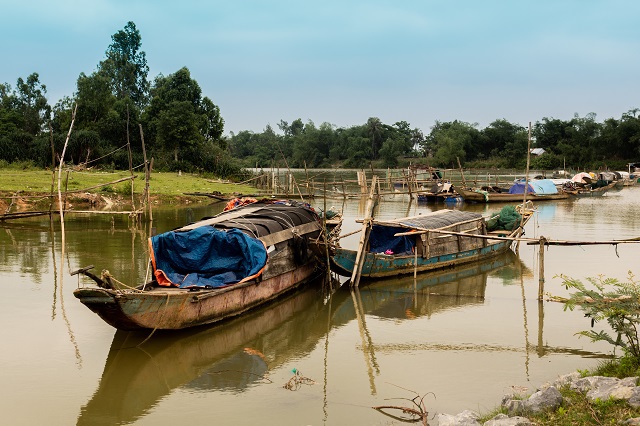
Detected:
left=1, top=185, right=639, bottom=425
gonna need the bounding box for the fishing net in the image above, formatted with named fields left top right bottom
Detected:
left=486, top=205, right=522, bottom=232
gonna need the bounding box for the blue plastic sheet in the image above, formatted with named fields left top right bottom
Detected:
left=369, top=225, right=415, bottom=255
left=150, top=227, right=268, bottom=288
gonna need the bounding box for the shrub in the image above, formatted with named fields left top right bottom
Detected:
left=559, top=272, right=640, bottom=359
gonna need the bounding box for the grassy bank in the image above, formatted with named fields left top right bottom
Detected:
left=0, top=167, right=259, bottom=211
left=0, top=168, right=256, bottom=196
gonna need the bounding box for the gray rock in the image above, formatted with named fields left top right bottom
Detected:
left=586, top=380, right=637, bottom=402
left=551, top=372, right=581, bottom=389
left=627, top=387, right=640, bottom=408
left=522, top=386, right=562, bottom=414
left=570, top=376, right=619, bottom=393
left=503, top=399, right=526, bottom=416
left=483, top=413, right=532, bottom=425
left=436, top=410, right=481, bottom=426
left=622, top=418, right=640, bottom=425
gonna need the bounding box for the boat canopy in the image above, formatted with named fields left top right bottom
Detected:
left=369, top=210, right=483, bottom=255
left=572, top=172, right=594, bottom=183
left=509, top=179, right=558, bottom=195
left=150, top=227, right=267, bottom=289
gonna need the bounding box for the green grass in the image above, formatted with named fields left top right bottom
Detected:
left=0, top=168, right=257, bottom=198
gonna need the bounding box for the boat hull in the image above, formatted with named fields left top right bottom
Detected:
left=74, top=262, right=319, bottom=330
left=331, top=240, right=512, bottom=278
left=457, top=188, right=569, bottom=203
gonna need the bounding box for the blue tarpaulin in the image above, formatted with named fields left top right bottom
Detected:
left=509, top=179, right=558, bottom=195
left=150, top=227, right=268, bottom=289
left=369, top=225, right=415, bottom=255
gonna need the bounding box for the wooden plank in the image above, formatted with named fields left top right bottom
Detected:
left=351, top=176, right=378, bottom=287
left=258, top=221, right=321, bottom=246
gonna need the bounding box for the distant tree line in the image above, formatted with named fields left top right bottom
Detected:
left=229, top=112, right=640, bottom=171
left=1, top=21, right=639, bottom=180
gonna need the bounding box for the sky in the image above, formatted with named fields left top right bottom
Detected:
left=2, top=1, right=640, bottom=136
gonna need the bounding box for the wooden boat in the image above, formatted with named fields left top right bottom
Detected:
left=76, top=281, right=336, bottom=425
left=457, top=187, right=570, bottom=203
left=416, top=181, right=461, bottom=203
left=330, top=205, right=532, bottom=279
left=72, top=200, right=330, bottom=331
left=562, top=181, right=617, bottom=197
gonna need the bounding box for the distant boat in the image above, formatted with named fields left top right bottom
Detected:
left=416, top=181, right=461, bottom=203
left=73, top=200, right=331, bottom=330
left=563, top=181, right=617, bottom=197
left=330, top=205, right=532, bottom=279
left=457, top=179, right=569, bottom=203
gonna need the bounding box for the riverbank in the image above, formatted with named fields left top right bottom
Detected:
left=439, top=369, right=640, bottom=425
left=0, top=168, right=258, bottom=213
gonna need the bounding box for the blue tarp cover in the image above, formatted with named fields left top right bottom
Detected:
left=509, top=179, right=558, bottom=195
left=369, top=225, right=415, bottom=255
left=150, top=227, right=268, bottom=289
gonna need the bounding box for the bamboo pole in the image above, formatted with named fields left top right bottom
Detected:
left=456, top=157, right=467, bottom=188
left=538, top=237, right=546, bottom=300
left=351, top=175, right=378, bottom=287
left=57, top=103, right=77, bottom=281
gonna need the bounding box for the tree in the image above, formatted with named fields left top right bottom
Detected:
left=426, top=121, right=479, bottom=167
left=157, top=101, right=202, bottom=161
left=366, top=117, right=384, bottom=160
left=98, top=21, right=149, bottom=107
left=143, top=67, right=224, bottom=164
left=15, top=73, right=50, bottom=135
left=481, top=119, right=526, bottom=159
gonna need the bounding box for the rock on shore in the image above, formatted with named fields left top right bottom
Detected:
left=436, top=373, right=640, bottom=425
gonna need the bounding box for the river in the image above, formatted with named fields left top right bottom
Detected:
left=1, top=184, right=639, bottom=425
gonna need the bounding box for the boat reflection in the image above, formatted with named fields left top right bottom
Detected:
left=76, top=252, right=522, bottom=425
left=76, top=277, right=336, bottom=426
left=339, top=251, right=520, bottom=321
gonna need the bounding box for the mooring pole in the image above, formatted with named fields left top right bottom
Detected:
left=538, top=236, right=546, bottom=300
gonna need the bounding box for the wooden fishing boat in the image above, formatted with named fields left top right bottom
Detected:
left=563, top=181, right=617, bottom=197
left=457, top=188, right=570, bottom=203
left=72, top=200, right=330, bottom=331
left=76, top=282, right=334, bottom=425
left=457, top=179, right=571, bottom=203
left=330, top=205, right=532, bottom=279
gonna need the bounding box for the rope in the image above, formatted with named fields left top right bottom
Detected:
left=100, top=270, right=145, bottom=293
left=80, top=143, right=128, bottom=166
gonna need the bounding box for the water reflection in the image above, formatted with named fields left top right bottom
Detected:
left=77, top=251, right=524, bottom=425
left=77, top=281, right=330, bottom=425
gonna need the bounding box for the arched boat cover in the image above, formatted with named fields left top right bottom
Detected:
left=149, top=227, right=268, bottom=289
left=369, top=210, right=483, bottom=255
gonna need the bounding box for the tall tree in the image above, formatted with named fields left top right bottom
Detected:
left=15, top=73, right=50, bottom=135
left=144, top=67, right=224, bottom=163
left=98, top=21, right=149, bottom=107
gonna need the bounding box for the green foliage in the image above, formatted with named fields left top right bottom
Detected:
left=143, top=67, right=223, bottom=163
left=591, top=354, right=640, bottom=378
left=559, top=272, right=640, bottom=359
left=98, top=21, right=149, bottom=107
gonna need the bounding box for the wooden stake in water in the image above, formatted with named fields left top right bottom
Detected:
left=538, top=237, right=546, bottom=301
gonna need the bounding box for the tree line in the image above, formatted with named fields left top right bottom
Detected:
left=1, top=21, right=639, bottom=181
left=229, top=112, right=640, bottom=171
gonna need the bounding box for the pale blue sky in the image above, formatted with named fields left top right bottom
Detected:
left=2, top=1, right=639, bottom=135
